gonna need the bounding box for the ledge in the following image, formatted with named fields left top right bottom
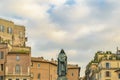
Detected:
left=9, top=46, right=31, bottom=54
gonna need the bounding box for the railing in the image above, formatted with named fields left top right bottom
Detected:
left=10, top=46, right=31, bottom=53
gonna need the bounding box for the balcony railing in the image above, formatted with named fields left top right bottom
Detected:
left=10, top=46, right=31, bottom=53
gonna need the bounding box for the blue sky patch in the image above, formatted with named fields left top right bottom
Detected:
left=12, top=15, right=23, bottom=20
left=65, top=0, right=76, bottom=5
left=47, top=4, right=55, bottom=14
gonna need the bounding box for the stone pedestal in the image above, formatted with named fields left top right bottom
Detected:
left=57, top=76, right=67, bottom=80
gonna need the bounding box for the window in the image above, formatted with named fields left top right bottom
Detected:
left=118, top=73, right=120, bottom=79
left=99, top=72, right=101, bottom=79
left=0, top=25, right=4, bottom=32
left=31, top=73, right=34, bottom=78
left=106, top=63, right=110, bottom=69
left=38, top=63, right=40, bottom=68
left=16, top=55, right=20, bottom=61
left=0, top=51, right=4, bottom=59
left=7, top=27, right=12, bottom=34
left=19, top=31, right=23, bottom=38
left=106, top=71, right=110, bottom=77
left=0, top=76, right=3, bottom=80
left=31, top=62, right=33, bottom=67
left=72, top=73, right=74, bottom=76
left=0, top=64, right=3, bottom=71
left=38, top=73, right=40, bottom=80
left=15, top=65, right=20, bottom=74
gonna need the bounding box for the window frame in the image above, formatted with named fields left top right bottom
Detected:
left=0, top=76, right=3, bottom=80
left=72, top=73, right=74, bottom=76
left=16, top=78, right=19, bottom=80
left=19, top=31, right=24, bottom=38
left=118, top=73, right=120, bottom=79
left=0, top=51, right=4, bottom=59
left=0, top=25, right=4, bottom=32
left=15, top=64, right=20, bottom=74
left=106, top=62, right=110, bottom=69
left=38, top=63, right=40, bottom=68
left=7, top=27, right=12, bottom=34
left=38, top=73, right=40, bottom=80
left=31, top=62, right=33, bottom=67
left=16, top=55, right=20, bottom=61
left=105, top=71, right=111, bottom=77
left=0, top=64, right=3, bottom=71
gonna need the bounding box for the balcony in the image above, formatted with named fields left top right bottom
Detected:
left=9, top=46, right=31, bottom=53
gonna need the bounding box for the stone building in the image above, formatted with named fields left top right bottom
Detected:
left=0, top=18, right=31, bottom=80
left=85, top=49, right=120, bottom=80
left=0, top=18, right=27, bottom=47
left=31, top=57, right=80, bottom=80
left=67, top=64, right=80, bottom=80
left=31, top=57, right=57, bottom=80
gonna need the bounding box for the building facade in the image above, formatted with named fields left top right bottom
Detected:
left=0, top=18, right=27, bottom=47
left=67, top=64, right=80, bottom=80
left=31, top=57, right=80, bottom=80
left=5, top=46, right=31, bottom=80
left=0, top=43, right=8, bottom=80
left=85, top=50, right=120, bottom=80
left=0, top=18, right=31, bottom=80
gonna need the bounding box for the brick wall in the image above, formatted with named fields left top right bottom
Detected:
left=31, top=57, right=80, bottom=80
left=6, top=53, right=31, bottom=75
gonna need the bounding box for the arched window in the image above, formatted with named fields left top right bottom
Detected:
left=15, top=64, right=20, bottom=74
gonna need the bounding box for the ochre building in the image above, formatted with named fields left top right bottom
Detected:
left=0, top=18, right=27, bottom=47
left=31, top=57, right=80, bottom=80
left=85, top=49, right=120, bottom=80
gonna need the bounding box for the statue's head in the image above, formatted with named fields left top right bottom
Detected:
left=58, top=49, right=67, bottom=60
left=59, top=49, right=67, bottom=55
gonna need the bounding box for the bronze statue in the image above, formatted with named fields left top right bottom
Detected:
left=57, top=49, right=67, bottom=80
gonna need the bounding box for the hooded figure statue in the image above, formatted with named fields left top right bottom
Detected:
left=57, top=49, right=67, bottom=77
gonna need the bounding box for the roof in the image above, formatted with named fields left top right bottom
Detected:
left=31, top=57, right=80, bottom=69
left=14, top=25, right=25, bottom=29
left=0, top=18, right=13, bottom=23
left=31, top=57, right=57, bottom=66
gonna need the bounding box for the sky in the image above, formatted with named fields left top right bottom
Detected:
left=0, top=0, right=120, bottom=77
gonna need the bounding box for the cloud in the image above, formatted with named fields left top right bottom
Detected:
left=49, top=1, right=91, bottom=26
